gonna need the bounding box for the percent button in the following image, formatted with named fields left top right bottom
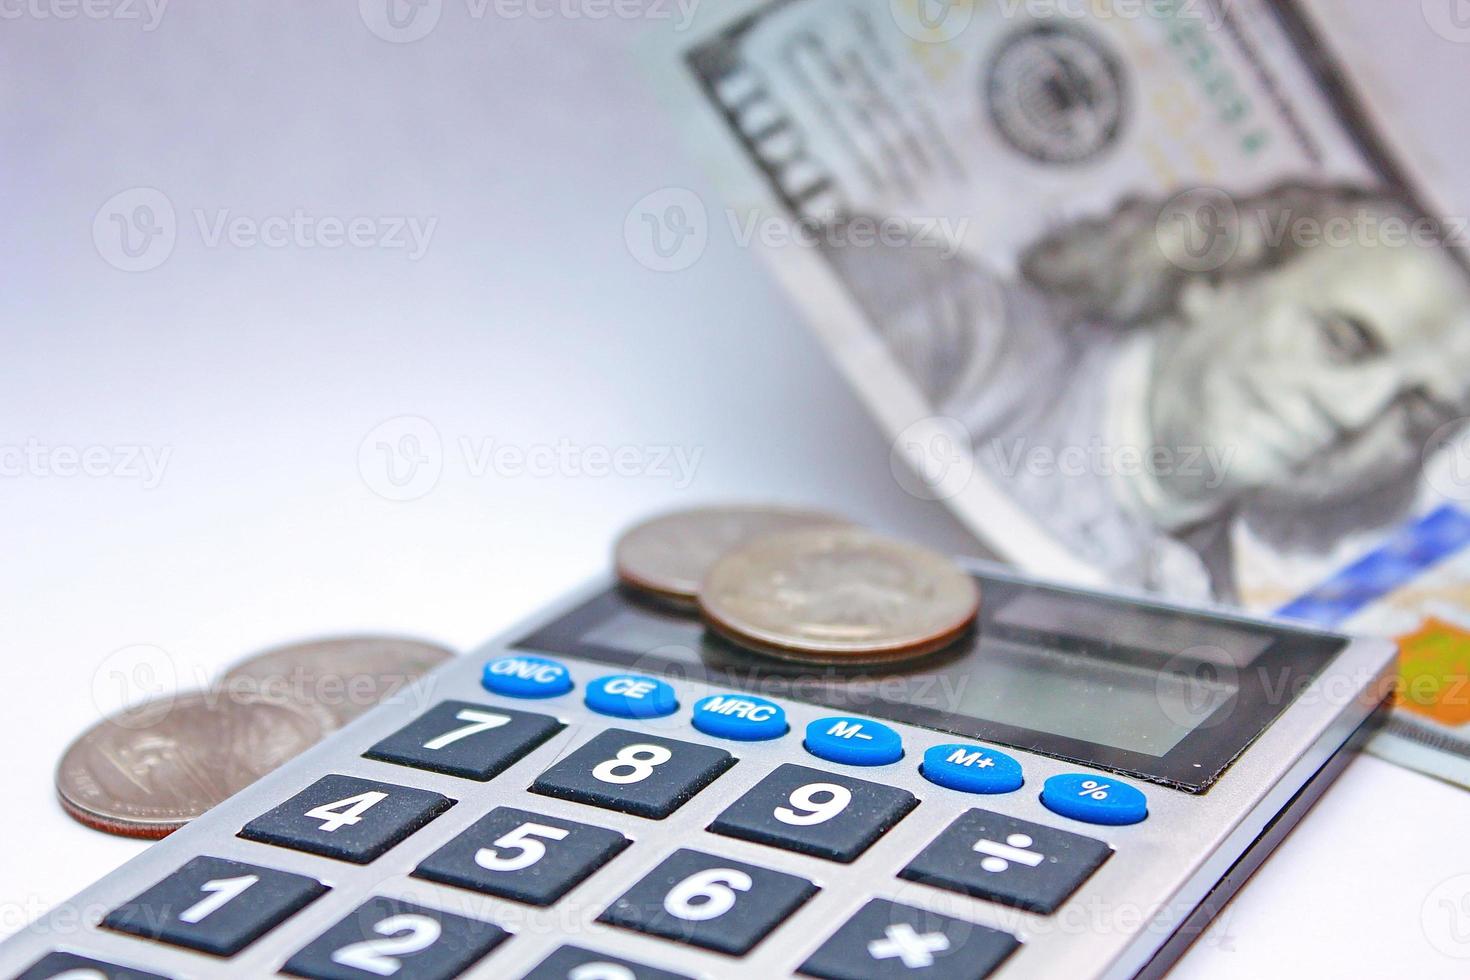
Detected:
left=1041, top=773, right=1148, bottom=826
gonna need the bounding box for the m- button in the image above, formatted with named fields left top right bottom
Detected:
left=803, top=716, right=904, bottom=766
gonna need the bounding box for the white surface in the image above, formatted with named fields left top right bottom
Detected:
left=3, top=3, right=1470, bottom=977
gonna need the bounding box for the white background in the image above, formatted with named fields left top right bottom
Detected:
left=4, top=1, right=1470, bottom=976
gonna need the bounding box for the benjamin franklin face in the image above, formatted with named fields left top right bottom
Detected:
left=1147, top=234, right=1470, bottom=509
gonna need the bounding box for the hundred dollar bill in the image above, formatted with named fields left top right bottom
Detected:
left=649, top=0, right=1470, bottom=784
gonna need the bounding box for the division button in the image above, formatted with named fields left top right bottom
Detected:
left=598, top=848, right=818, bottom=956
left=803, top=716, right=903, bottom=766
left=798, top=898, right=1018, bottom=979
left=103, top=855, right=327, bottom=956
left=363, top=700, right=563, bottom=781
left=690, top=693, right=788, bottom=741
left=900, top=808, right=1111, bottom=915
left=585, top=674, right=679, bottom=719
left=482, top=654, right=573, bottom=699
left=1041, top=773, right=1148, bottom=825
left=920, top=743, right=1024, bottom=795
left=709, top=763, right=917, bottom=862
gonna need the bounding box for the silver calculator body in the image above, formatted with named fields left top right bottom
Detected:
left=2, top=563, right=1395, bottom=980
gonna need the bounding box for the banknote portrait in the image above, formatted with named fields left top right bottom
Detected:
left=826, top=182, right=1470, bottom=601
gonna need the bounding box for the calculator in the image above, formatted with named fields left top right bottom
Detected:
left=3, top=563, right=1394, bottom=980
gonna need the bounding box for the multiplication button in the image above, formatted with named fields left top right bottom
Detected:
left=531, top=728, right=734, bottom=819
left=240, top=774, right=452, bottom=864
left=900, top=808, right=1111, bottom=914
left=103, top=855, right=327, bottom=956
left=710, top=763, right=917, bottom=862
left=799, top=898, right=1018, bottom=979
left=363, top=700, right=563, bottom=781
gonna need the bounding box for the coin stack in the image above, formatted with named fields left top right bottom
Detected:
left=56, top=637, right=454, bottom=839
left=614, top=505, right=981, bottom=666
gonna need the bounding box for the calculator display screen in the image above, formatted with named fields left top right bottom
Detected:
left=515, top=571, right=1346, bottom=792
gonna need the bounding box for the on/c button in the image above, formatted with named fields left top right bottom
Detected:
left=804, top=717, right=903, bottom=766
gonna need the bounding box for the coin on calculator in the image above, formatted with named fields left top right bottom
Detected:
left=698, top=525, right=980, bottom=664
left=56, top=691, right=325, bottom=839
left=614, top=504, right=846, bottom=606
left=222, top=635, right=455, bottom=730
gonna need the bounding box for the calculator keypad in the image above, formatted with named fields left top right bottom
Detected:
left=597, top=847, right=819, bottom=955
left=709, top=763, right=918, bottom=862
left=16, top=951, right=172, bottom=979
left=900, top=808, right=1111, bottom=914
left=363, top=700, right=564, bottom=782
left=523, top=945, right=694, bottom=979
left=239, top=774, right=453, bottom=864
left=798, top=898, right=1019, bottom=979
left=282, top=896, right=508, bottom=980
left=531, top=728, right=734, bottom=819
left=103, top=856, right=327, bottom=956
left=412, top=806, right=629, bottom=906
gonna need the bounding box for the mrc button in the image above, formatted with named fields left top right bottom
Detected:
left=482, top=655, right=573, bottom=699
left=804, top=717, right=903, bottom=766
left=921, top=743, right=1024, bottom=794
left=691, top=694, right=788, bottom=741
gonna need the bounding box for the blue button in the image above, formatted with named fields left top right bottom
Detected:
left=803, top=717, right=903, bottom=766
left=585, top=674, right=678, bottom=719
left=691, top=694, right=788, bottom=741
left=1041, top=773, right=1148, bottom=825
left=921, top=743, right=1024, bottom=794
left=481, top=655, right=573, bottom=699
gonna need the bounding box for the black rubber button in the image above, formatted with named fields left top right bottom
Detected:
left=597, top=847, right=817, bottom=956
left=900, top=808, right=1111, bottom=914
left=531, top=728, right=734, bottom=819
left=709, top=763, right=917, bottom=862
left=239, top=774, right=452, bottom=864
left=103, top=855, right=327, bottom=956
left=799, top=898, right=1019, bottom=979
left=413, top=805, right=629, bottom=906
left=363, top=700, right=563, bottom=781
left=282, top=896, right=508, bottom=980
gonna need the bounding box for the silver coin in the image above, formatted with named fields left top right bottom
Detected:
left=222, top=635, right=456, bottom=730
left=698, top=526, right=980, bottom=663
left=615, top=504, right=846, bottom=604
left=56, top=691, right=325, bottom=839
